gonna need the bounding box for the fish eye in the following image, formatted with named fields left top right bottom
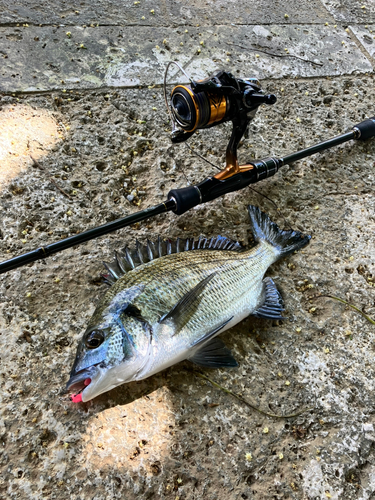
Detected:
left=85, top=330, right=105, bottom=349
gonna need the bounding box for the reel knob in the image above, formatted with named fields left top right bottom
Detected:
left=243, top=89, right=277, bottom=108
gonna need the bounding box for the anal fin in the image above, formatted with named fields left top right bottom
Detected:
left=189, top=337, right=238, bottom=368
left=253, top=277, right=284, bottom=320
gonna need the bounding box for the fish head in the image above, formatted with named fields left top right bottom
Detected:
left=66, top=284, right=151, bottom=402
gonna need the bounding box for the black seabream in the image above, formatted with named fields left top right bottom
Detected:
left=67, top=206, right=310, bottom=403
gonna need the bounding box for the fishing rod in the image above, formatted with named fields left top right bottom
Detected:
left=1, top=63, right=375, bottom=275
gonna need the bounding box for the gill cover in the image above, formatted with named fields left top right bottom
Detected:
left=68, top=285, right=145, bottom=375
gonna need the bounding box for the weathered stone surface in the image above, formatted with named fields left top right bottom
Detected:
left=320, top=0, right=375, bottom=23
left=1, top=0, right=375, bottom=496
left=0, top=75, right=375, bottom=499
left=0, top=24, right=372, bottom=92
left=0, top=0, right=333, bottom=26
left=164, top=0, right=333, bottom=26
left=350, top=24, right=375, bottom=61
left=0, top=0, right=167, bottom=27
left=0, top=104, right=60, bottom=187
left=82, top=387, right=176, bottom=474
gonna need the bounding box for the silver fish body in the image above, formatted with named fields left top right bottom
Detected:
left=67, top=206, right=310, bottom=402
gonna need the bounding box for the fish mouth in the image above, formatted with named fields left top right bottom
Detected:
left=66, top=366, right=98, bottom=403
left=67, top=357, right=144, bottom=404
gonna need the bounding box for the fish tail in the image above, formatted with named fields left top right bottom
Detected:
left=248, top=205, right=311, bottom=257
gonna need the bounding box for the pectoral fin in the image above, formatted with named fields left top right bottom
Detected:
left=159, top=272, right=217, bottom=333
left=253, top=277, right=284, bottom=320
left=189, top=337, right=238, bottom=368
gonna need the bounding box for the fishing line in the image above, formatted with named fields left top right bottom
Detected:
left=185, top=143, right=222, bottom=171
left=167, top=146, right=191, bottom=186
left=248, top=186, right=293, bottom=230
left=195, top=371, right=313, bottom=419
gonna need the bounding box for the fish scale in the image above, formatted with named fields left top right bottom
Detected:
left=67, top=206, right=311, bottom=403
left=104, top=246, right=271, bottom=319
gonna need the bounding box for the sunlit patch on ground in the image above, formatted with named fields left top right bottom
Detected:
left=80, top=387, right=175, bottom=475
left=0, top=104, right=61, bottom=188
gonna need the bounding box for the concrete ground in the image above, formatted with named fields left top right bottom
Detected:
left=0, top=1, right=375, bottom=499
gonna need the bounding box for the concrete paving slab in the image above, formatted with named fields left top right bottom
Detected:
left=1, top=75, right=375, bottom=500
left=319, top=0, right=375, bottom=23
left=0, top=1, right=375, bottom=498
left=0, top=0, right=167, bottom=27
left=164, top=0, right=334, bottom=26
left=0, top=104, right=60, bottom=187
left=0, top=24, right=372, bottom=92
left=0, top=0, right=334, bottom=26
left=350, top=24, right=375, bottom=61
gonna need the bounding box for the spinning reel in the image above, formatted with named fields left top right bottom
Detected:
left=164, top=62, right=276, bottom=180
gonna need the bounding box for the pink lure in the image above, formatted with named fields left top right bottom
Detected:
left=70, top=378, right=91, bottom=404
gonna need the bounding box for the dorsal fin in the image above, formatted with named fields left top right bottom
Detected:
left=101, top=235, right=242, bottom=285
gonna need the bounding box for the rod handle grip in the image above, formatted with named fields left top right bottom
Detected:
left=354, top=117, right=375, bottom=140
left=168, top=186, right=201, bottom=215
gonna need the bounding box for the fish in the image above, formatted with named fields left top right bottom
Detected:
left=66, top=205, right=310, bottom=403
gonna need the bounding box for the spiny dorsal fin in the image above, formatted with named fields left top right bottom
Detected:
left=102, top=235, right=242, bottom=285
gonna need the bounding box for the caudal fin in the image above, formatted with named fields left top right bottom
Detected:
left=248, top=205, right=311, bottom=257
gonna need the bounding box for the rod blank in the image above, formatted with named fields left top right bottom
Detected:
left=0, top=200, right=175, bottom=274
left=0, top=118, right=373, bottom=275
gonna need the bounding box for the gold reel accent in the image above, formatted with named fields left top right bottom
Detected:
left=172, top=85, right=200, bottom=133
left=214, top=158, right=255, bottom=181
